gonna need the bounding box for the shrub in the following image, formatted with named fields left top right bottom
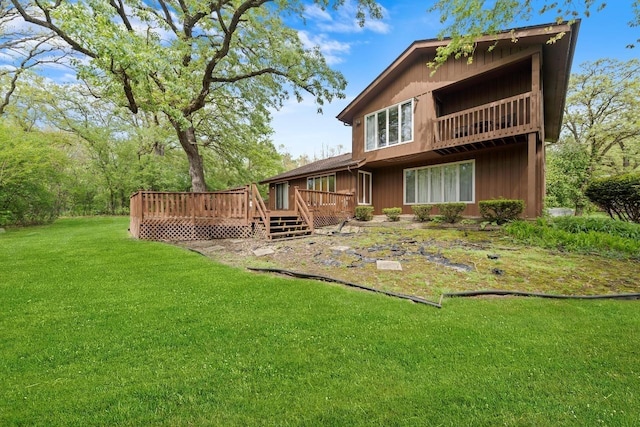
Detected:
left=585, top=173, right=640, bottom=223
left=435, top=203, right=465, bottom=223
left=411, top=205, right=432, bottom=222
left=354, top=206, right=374, bottom=221
left=479, top=199, right=525, bottom=225
left=382, top=207, right=402, bottom=222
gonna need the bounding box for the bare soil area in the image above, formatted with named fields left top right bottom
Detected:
left=174, top=219, right=640, bottom=300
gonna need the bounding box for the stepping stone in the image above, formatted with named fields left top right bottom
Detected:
left=330, top=245, right=351, bottom=253
left=376, top=260, right=402, bottom=271
left=253, top=248, right=275, bottom=257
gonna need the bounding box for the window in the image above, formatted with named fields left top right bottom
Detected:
left=358, top=171, right=372, bottom=205
left=404, top=160, right=475, bottom=204
left=365, top=99, right=413, bottom=151
left=307, top=174, right=336, bottom=192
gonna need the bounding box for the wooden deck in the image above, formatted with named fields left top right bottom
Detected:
left=129, top=185, right=355, bottom=241
left=433, top=91, right=538, bottom=154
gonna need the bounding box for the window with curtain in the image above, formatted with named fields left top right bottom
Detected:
left=404, top=160, right=475, bottom=204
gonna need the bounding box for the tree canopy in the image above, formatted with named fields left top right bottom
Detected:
left=546, top=58, right=640, bottom=213
left=7, top=0, right=381, bottom=191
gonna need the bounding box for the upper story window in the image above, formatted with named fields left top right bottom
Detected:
left=365, top=99, right=413, bottom=151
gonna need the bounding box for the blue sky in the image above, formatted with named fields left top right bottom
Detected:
left=273, top=0, right=639, bottom=158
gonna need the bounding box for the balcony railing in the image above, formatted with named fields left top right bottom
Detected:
left=434, top=91, right=538, bottom=150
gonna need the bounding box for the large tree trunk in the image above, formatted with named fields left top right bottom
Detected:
left=175, top=124, right=207, bottom=192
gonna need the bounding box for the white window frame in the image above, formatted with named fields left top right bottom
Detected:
left=306, top=173, right=336, bottom=192
left=403, top=160, right=475, bottom=205
left=358, top=171, right=372, bottom=205
left=364, top=99, right=414, bottom=152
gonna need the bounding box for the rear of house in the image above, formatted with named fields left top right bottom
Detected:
left=262, top=21, right=580, bottom=219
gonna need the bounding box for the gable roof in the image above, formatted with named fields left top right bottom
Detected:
left=337, top=21, right=580, bottom=142
left=261, top=153, right=365, bottom=184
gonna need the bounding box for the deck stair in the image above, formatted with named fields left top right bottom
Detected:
left=267, top=213, right=312, bottom=240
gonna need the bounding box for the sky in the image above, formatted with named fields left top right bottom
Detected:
left=273, top=0, right=639, bottom=159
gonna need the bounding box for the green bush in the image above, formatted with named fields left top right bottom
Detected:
left=585, top=173, right=640, bottom=223
left=382, top=207, right=402, bottom=222
left=354, top=206, right=374, bottom=221
left=435, top=203, right=466, bottom=223
left=411, top=205, right=432, bottom=222
left=479, top=199, right=525, bottom=225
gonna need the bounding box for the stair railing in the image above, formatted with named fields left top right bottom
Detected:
left=294, top=186, right=315, bottom=233
left=250, top=183, right=270, bottom=237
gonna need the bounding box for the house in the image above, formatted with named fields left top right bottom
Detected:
left=262, top=21, right=580, bottom=219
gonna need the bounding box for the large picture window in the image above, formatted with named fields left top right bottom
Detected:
left=365, top=99, right=413, bottom=151
left=404, top=160, right=475, bottom=204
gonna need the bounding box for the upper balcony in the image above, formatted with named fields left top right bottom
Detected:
left=433, top=91, right=539, bottom=155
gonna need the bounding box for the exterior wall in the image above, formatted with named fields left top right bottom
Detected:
left=368, top=140, right=542, bottom=217
left=350, top=45, right=540, bottom=164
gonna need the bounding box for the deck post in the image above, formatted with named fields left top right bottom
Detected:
left=526, top=132, right=538, bottom=218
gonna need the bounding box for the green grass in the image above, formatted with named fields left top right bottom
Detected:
left=2, top=217, right=640, bottom=426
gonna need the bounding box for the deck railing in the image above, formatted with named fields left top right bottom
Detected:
left=130, top=189, right=250, bottom=224
left=434, top=91, right=538, bottom=150
left=296, top=189, right=355, bottom=216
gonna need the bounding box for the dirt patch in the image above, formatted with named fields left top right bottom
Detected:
left=174, top=220, right=640, bottom=300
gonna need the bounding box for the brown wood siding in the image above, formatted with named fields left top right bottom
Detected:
left=351, top=45, right=539, bottom=163
left=369, top=142, right=535, bottom=217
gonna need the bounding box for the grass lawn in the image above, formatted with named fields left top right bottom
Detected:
left=1, top=217, right=639, bottom=426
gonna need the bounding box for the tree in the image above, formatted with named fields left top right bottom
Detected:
left=0, top=121, right=68, bottom=225
left=8, top=0, right=381, bottom=192
left=428, top=1, right=639, bottom=69
left=545, top=58, right=640, bottom=215
left=0, top=1, right=70, bottom=115
left=545, top=140, right=591, bottom=212
left=562, top=59, right=640, bottom=174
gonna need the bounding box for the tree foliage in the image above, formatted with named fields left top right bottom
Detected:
left=428, top=1, right=638, bottom=69
left=563, top=59, right=640, bottom=176
left=0, top=122, right=67, bottom=225
left=545, top=141, right=591, bottom=211
left=546, top=58, right=640, bottom=214
left=7, top=0, right=381, bottom=191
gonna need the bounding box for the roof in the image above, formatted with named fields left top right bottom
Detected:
left=337, top=21, right=580, bottom=142
left=261, top=153, right=364, bottom=184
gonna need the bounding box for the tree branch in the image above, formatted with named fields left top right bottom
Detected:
left=10, top=0, right=97, bottom=59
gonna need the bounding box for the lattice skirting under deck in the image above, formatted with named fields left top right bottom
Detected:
left=138, top=219, right=254, bottom=241
left=313, top=214, right=350, bottom=229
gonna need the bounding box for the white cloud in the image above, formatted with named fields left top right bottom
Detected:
left=303, top=4, right=332, bottom=22
left=298, top=31, right=351, bottom=65
left=304, top=0, right=391, bottom=35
